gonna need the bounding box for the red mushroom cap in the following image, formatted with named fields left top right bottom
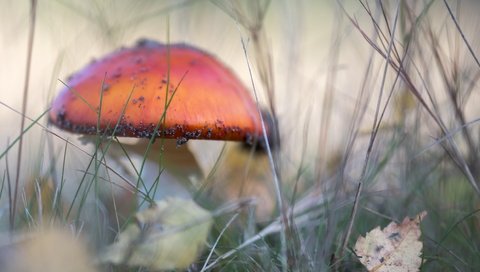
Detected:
left=49, top=40, right=264, bottom=144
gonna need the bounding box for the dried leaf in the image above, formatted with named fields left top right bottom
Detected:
left=100, top=197, right=212, bottom=271
left=354, top=211, right=427, bottom=272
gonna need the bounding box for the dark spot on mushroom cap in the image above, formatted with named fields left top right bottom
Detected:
left=176, top=137, right=188, bottom=147
left=102, top=83, right=110, bottom=92
left=135, top=57, right=144, bottom=64
left=56, top=108, right=67, bottom=122
left=175, top=124, right=185, bottom=133
left=163, top=127, right=176, bottom=136
left=111, top=71, right=122, bottom=79
left=136, top=38, right=163, bottom=48
left=184, top=130, right=202, bottom=139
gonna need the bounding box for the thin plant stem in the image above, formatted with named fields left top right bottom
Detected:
left=443, top=0, right=480, bottom=69
left=12, top=0, right=37, bottom=231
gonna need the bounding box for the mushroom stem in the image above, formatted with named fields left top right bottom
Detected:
left=106, top=139, right=203, bottom=202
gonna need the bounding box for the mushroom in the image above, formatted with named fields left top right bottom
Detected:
left=49, top=39, right=264, bottom=144
left=49, top=39, right=269, bottom=210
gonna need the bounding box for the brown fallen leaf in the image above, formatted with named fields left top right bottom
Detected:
left=99, top=197, right=212, bottom=271
left=354, top=211, right=427, bottom=272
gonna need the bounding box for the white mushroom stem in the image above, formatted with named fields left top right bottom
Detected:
left=81, top=135, right=204, bottom=204
left=111, top=139, right=203, bottom=202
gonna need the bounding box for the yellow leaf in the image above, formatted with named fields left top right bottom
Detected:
left=354, top=211, right=427, bottom=272
left=99, top=197, right=212, bottom=271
